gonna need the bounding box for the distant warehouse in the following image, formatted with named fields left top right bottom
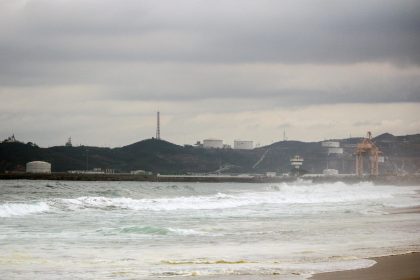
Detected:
left=26, top=161, right=51, bottom=174
left=234, top=140, right=253, bottom=150
left=203, top=139, right=223, bottom=149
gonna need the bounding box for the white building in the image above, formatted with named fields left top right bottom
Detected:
left=323, top=169, right=339, bottom=176
left=130, top=170, right=152, bottom=175
left=322, top=141, right=340, bottom=148
left=266, top=172, right=276, bottom=177
left=203, top=139, right=223, bottom=149
left=290, top=155, right=304, bottom=169
left=26, top=161, right=51, bottom=174
left=328, top=147, right=344, bottom=154
left=234, top=140, right=253, bottom=150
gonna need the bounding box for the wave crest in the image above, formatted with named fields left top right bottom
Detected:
left=0, top=202, right=49, bottom=217
left=97, top=225, right=205, bottom=236
left=58, top=182, right=411, bottom=212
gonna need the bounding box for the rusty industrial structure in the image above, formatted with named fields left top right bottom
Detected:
left=355, top=132, right=382, bottom=176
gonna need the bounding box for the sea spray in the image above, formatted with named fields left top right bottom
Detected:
left=57, top=183, right=417, bottom=211
left=1, top=180, right=419, bottom=280
left=0, top=202, right=49, bottom=217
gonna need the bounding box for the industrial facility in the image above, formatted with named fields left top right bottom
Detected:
left=234, top=140, right=253, bottom=150
left=0, top=110, right=400, bottom=179
left=2, top=134, right=18, bottom=143
left=203, top=139, right=224, bottom=149
left=321, top=141, right=343, bottom=175
left=156, top=111, right=161, bottom=140
left=26, top=161, right=51, bottom=174
left=198, top=139, right=254, bottom=149
left=65, top=137, right=72, bottom=147
left=290, top=155, right=304, bottom=170
left=322, top=141, right=344, bottom=154
left=355, top=132, right=383, bottom=176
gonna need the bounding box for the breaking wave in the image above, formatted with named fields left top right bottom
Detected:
left=97, top=226, right=205, bottom=236
left=2, top=182, right=417, bottom=216
left=0, top=202, right=49, bottom=218
left=57, top=182, right=417, bottom=211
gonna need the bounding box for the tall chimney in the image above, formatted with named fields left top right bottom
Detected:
left=156, top=111, right=161, bottom=140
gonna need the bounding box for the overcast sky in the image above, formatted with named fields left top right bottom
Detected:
left=1, top=0, right=419, bottom=147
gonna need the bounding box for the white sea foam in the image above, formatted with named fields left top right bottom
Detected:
left=0, top=202, right=49, bottom=217
left=167, top=227, right=206, bottom=236
left=0, top=180, right=418, bottom=280
left=97, top=225, right=206, bottom=236
left=154, top=258, right=376, bottom=278
left=60, top=195, right=249, bottom=211
left=285, top=258, right=377, bottom=273
left=59, top=182, right=418, bottom=211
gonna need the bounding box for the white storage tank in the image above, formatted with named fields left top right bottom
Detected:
left=322, top=141, right=340, bottom=148
left=203, top=139, right=223, bottom=149
left=234, top=140, right=253, bottom=150
left=26, top=161, right=51, bottom=174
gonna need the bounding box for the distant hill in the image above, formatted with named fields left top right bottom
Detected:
left=1, top=134, right=420, bottom=175
left=375, top=133, right=396, bottom=142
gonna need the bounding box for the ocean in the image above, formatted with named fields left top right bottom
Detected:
left=0, top=180, right=419, bottom=279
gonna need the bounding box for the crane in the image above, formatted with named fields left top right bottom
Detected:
left=355, top=131, right=382, bottom=176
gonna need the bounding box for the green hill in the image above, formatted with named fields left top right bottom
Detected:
left=1, top=134, right=420, bottom=175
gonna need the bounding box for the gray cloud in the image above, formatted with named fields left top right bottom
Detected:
left=1, top=0, right=419, bottom=65
left=0, top=0, right=419, bottom=146
left=1, top=61, right=419, bottom=105
left=353, top=121, right=382, bottom=127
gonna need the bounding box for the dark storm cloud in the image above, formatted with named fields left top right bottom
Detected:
left=1, top=0, right=420, bottom=146
left=1, top=0, right=419, bottom=106
left=1, top=0, right=419, bottom=65
left=1, top=60, right=419, bottom=106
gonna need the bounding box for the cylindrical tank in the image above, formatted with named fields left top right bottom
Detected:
left=234, top=140, right=253, bottom=150
left=26, top=161, right=51, bottom=173
left=203, top=139, right=223, bottom=149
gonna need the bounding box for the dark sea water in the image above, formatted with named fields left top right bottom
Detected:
left=1, top=180, right=419, bottom=279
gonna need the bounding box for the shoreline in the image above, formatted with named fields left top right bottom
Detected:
left=1, top=173, right=420, bottom=185
left=311, top=252, right=420, bottom=280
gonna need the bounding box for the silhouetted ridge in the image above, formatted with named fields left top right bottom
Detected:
left=375, top=133, right=395, bottom=141
left=1, top=133, right=419, bottom=174
left=121, top=138, right=181, bottom=153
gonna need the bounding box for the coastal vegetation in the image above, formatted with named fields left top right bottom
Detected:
left=1, top=133, right=420, bottom=175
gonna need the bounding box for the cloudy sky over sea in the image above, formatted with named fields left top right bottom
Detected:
left=1, top=0, right=419, bottom=147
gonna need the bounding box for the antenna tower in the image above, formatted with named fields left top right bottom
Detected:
left=156, top=111, right=161, bottom=140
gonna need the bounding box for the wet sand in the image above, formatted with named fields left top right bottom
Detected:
left=389, top=206, right=420, bottom=214
left=311, top=252, right=420, bottom=280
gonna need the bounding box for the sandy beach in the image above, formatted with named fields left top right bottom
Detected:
left=311, top=252, right=420, bottom=280
left=389, top=206, right=420, bottom=215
